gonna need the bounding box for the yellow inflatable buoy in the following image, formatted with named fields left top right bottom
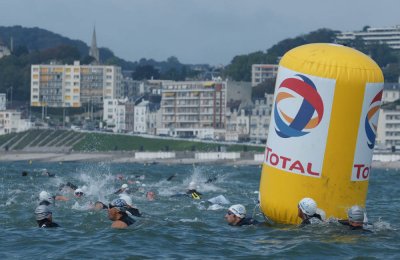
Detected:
left=259, top=43, right=384, bottom=224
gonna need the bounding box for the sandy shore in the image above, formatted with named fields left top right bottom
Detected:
left=0, top=151, right=399, bottom=168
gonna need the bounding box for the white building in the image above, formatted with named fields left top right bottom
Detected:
left=225, top=109, right=250, bottom=142
left=0, top=44, right=11, bottom=59
left=0, top=110, right=30, bottom=135
left=336, top=25, right=400, bottom=50
left=103, top=98, right=127, bottom=133
left=376, top=108, right=400, bottom=150
left=31, top=61, right=123, bottom=108
left=251, top=64, right=279, bottom=87
left=382, top=83, right=400, bottom=104
left=249, top=94, right=274, bottom=143
left=134, top=100, right=149, bottom=134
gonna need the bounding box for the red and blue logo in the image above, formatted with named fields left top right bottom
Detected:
left=365, top=90, right=382, bottom=149
left=274, top=74, right=324, bottom=138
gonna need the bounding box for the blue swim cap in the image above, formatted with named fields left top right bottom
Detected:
left=109, top=198, right=128, bottom=212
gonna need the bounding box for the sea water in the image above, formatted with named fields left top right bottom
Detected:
left=0, top=161, right=398, bottom=258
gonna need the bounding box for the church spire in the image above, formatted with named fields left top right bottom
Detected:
left=89, top=26, right=100, bottom=64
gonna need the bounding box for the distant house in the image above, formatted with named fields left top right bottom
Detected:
left=0, top=94, right=31, bottom=135
left=0, top=42, right=11, bottom=59
left=103, top=98, right=128, bottom=133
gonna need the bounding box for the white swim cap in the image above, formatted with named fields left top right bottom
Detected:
left=121, top=184, right=128, bottom=189
left=298, top=198, right=317, bottom=216
left=39, top=191, right=53, bottom=204
left=75, top=188, right=84, bottom=195
left=119, top=194, right=132, bottom=206
left=348, top=205, right=365, bottom=223
left=228, top=204, right=246, bottom=218
left=35, top=205, right=52, bottom=220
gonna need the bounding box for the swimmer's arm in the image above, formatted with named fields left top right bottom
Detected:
left=111, top=220, right=128, bottom=229
left=338, top=219, right=350, bottom=226
left=55, top=195, right=69, bottom=201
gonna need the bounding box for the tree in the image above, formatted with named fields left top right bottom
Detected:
left=224, top=51, right=267, bottom=81
left=367, top=43, right=398, bottom=67
left=362, top=25, right=370, bottom=32
left=132, top=65, right=160, bottom=80
left=252, top=78, right=276, bottom=100
left=382, top=63, right=400, bottom=82
left=13, top=45, right=29, bottom=57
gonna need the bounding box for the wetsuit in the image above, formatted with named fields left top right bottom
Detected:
left=127, top=207, right=142, bottom=217
left=186, top=189, right=202, bottom=199
left=235, top=217, right=260, bottom=226
left=39, top=200, right=52, bottom=206
left=300, top=213, right=322, bottom=225
left=37, top=220, right=60, bottom=228
left=120, top=213, right=135, bottom=226
left=339, top=219, right=373, bottom=232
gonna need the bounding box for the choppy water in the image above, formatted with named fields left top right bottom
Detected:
left=0, top=161, right=398, bottom=259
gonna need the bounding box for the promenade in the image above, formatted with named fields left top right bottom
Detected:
left=0, top=151, right=399, bottom=168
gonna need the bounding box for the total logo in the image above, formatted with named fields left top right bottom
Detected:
left=364, top=90, right=382, bottom=149
left=351, top=87, right=383, bottom=182
left=274, top=74, right=324, bottom=138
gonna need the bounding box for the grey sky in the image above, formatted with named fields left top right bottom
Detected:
left=1, top=0, right=399, bottom=65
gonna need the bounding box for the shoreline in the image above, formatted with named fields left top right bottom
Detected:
left=0, top=151, right=399, bottom=168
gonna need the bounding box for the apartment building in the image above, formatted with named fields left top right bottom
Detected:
left=251, top=64, right=279, bottom=87
left=31, top=61, right=123, bottom=108
left=376, top=108, right=400, bottom=149
left=336, top=25, right=400, bottom=49
left=158, top=80, right=227, bottom=139
left=382, top=83, right=400, bottom=103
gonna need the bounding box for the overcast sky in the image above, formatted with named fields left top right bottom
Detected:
left=1, top=0, right=400, bottom=65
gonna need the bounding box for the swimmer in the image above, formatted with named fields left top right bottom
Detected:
left=74, top=188, right=84, bottom=198
left=42, top=169, right=55, bottom=177
left=225, top=204, right=259, bottom=226
left=108, top=198, right=135, bottom=229
left=205, top=176, right=217, bottom=184
left=22, top=171, right=28, bottom=176
left=59, top=182, right=78, bottom=194
left=146, top=191, right=156, bottom=201
left=119, top=194, right=142, bottom=217
left=93, top=201, right=108, bottom=210
left=114, top=184, right=130, bottom=195
left=39, top=191, right=68, bottom=206
left=35, top=205, right=59, bottom=228
left=166, top=174, right=176, bottom=181
left=186, top=182, right=202, bottom=200
left=339, top=205, right=372, bottom=232
left=297, top=198, right=323, bottom=225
